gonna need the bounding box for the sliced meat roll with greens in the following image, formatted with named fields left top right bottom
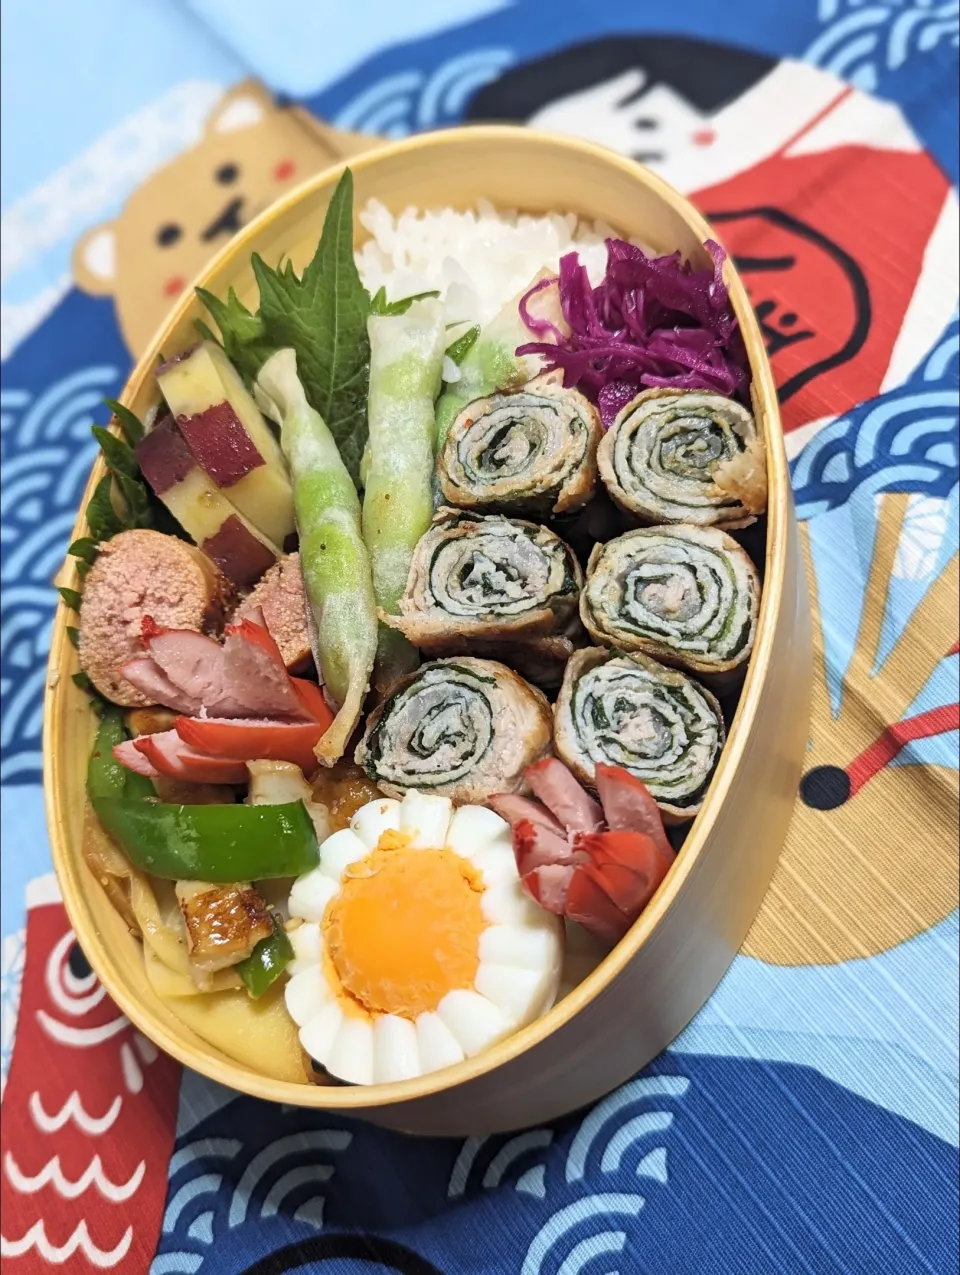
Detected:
left=384, top=509, right=583, bottom=652
left=405, top=633, right=578, bottom=691
left=437, top=373, right=601, bottom=516
left=581, top=525, right=759, bottom=679
left=598, top=388, right=766, bottom=529
left=355, top=657, right=552, bottom=804
left=554, top=647, right=725, bottom=822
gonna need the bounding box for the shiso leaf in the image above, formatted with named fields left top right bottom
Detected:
left=59, top=587, right=82, bottom=610
left=445, top=324, right=480, bottom=366
left=194, top=318, right=222, bottom=348
left=197, top=168, right=372, bottom=489
left=91, top=425, right=138, bottom=478
left=66, top=625, right=80, bottom=649
left=103, top=398, right=145, bottom=446
left=89, top=416, right=154, bottom=533
left=370, top=287, right=441, bottom=317
left=71, top=671, right=107, bottom=716
left=114, top=473, right=154, bottom=530
left=85, top=474, right=126, bottom=542
left=68, top=538, right=99, bottom=564
left=195, top=286, right=274, bottom=385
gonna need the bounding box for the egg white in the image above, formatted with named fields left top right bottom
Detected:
left=285, top=790, right=564, bottom=1085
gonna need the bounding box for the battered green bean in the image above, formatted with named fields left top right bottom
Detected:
left=362, top=298, right=446, bottom=691
left=255, top=348, right=377, bottom=763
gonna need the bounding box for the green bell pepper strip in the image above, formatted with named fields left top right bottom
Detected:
left=90, top=798, right=319, bottom=882
left=88, top=709, right=154, bottom=802
left=237, top=915, right=295, bottom=999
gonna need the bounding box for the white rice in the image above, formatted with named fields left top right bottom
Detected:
left=355, top=198, right=618, bottom=331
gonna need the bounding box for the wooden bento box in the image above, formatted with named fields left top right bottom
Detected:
left=44, top=126, right=812, bottom=1136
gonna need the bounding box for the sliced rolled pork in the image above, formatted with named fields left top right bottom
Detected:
left=385, top=509, right=583, bottom=650
left=581, top=525, right=759, bottom=679
left=402, top=633, right=578, bottom=691
left=355, top=657, right=553, bottom=803
left=437, top=372, right=601, bottom=516
left=554, top=646, right=725, bottom=822
left=597, top=388, right=766, bottom=528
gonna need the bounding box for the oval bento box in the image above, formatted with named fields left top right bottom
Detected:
left=44, top=126, right=813, bottom=1136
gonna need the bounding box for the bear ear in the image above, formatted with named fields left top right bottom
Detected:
left=205, top=79, right=274, bottom=137
left=73, top=223, right=117, bottom=297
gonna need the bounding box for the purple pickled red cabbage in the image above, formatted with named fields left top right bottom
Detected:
left=517, top=238, right=749, bottom=426
left=518, top=276, right=565, bottom=343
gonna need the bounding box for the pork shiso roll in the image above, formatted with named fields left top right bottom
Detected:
left=554, top=647, right=725, bottom=822
left=356, top=657, right=553, bottom=803
left=598, top=388, right=766, bottom=528
left=581, top=525, right=760, bottom=679
left=401, top=633, right=578, bottom=691
left=437, top=373, right=601, bottom=516
left=385, top=509, right=582, bottom=650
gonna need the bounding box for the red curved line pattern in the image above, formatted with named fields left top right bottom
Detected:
left=846, top=704, right=960, bottom=797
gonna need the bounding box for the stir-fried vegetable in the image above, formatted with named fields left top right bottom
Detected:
left=363, top=297, right=447, bottom=691
left=236, top=915, right=295, bottom=999
left=88, top=709, right=154, bottom=802
left=92, top=798, right=319, bottom=882
left=255, top=348, right=378, bottom=764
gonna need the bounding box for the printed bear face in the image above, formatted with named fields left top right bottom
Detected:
left=72, top=80, right=374, bottom=356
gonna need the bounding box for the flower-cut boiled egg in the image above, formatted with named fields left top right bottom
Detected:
left=285, top=791, right=565, bottom=1085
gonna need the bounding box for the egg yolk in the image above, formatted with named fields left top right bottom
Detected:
left=323, top=833, right=485, bottom=1019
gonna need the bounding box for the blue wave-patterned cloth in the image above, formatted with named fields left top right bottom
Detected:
left=1, top=2, right=957, bottom=1272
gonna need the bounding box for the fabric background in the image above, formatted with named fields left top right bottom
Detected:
left=1, top=2, right=958, bottom=1271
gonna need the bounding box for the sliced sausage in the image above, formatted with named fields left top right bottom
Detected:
left=231, top=552, right=312, bottom=673
left=77, top=529, right=231, bottom=706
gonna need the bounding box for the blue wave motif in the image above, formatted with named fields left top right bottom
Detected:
left=0, top=928, right=25, bottom=1098
left=791, top=320, right=960, bottom=519
left=521, top=1194, right=645, bottom=1275
left=155, top=1105, right=353, bottom=1273
left=0, top=365, right=118, bottom=784
left=565, top=1075, right=689, bottom=1185
left=808, top=0, right=959, bottom=92
left=438, top=1067, right=688, bottom=1272
left=160, top=1049, right=958, bottom=1274
left=334, top=47, right=513, bottom=137
left=447, top=1129, right=556, bottom=1198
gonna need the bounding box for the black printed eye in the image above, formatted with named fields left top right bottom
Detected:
left=216, top=163, right=239, bottom=184
left=156, top=223, right=183, bottom=247
left=68, top=941, right=93, bottom=979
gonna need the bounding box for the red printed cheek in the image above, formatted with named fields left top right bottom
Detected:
left=273, top=159, right=297, bottom=181
left=163, top=276, right=186, bottom=297
left=692, top=129, right=717, bottom=147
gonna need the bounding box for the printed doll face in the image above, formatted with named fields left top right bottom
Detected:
left=467, top=35, right=779, bottom=184
left=528, top=68, right=717, bottom=167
